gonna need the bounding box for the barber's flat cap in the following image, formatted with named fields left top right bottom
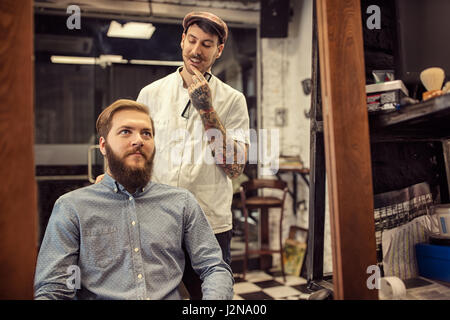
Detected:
left=182, top=11, right=228, bottom=44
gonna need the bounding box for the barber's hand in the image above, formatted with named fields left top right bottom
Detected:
left=95, top=174, right=105, bottom=184
left=188, top=67, right=213, bottom=111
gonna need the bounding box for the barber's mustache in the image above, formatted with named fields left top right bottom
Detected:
left=190, top=54, right=203, bottom=60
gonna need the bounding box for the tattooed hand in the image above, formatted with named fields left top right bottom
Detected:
left=188, top=67, right=213, bottom=111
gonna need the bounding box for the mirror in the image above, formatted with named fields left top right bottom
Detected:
left=33, top=9, right=258, bottom=259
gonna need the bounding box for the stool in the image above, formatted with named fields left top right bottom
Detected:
left=240, top=179, right=288, bottom=282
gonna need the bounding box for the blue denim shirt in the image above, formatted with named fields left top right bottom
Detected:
left=34, top=173, right=234, bottom=300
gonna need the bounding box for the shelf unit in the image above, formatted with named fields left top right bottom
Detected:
left=306, top=0, right=450, bottom=299
left=369, top=94, right=450, bottom=141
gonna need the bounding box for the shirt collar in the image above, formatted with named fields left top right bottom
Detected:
left=176, top=66, right=185, bottom=87
left=100, top=172, right=152, bottom=196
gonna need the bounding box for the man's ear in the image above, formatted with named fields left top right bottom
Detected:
left=99, top=136, right=107, bottom=156
left=180, top=33, right=185, bottom=50
left=216, top=43, right=224, bottom=59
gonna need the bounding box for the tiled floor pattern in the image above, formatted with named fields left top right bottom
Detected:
left=233, top=270, right=311, bottom=300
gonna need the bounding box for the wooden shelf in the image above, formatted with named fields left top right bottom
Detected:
left=369, top=94, right=450, bottom=141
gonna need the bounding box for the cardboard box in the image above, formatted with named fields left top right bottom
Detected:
left=366, top=80, right=409, bottom=112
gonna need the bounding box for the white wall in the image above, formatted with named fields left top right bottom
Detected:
left=259, top=0, right=332, bottom=274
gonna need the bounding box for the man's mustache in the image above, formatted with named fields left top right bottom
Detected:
left=190, top=54, right=202, bottom=60
left=125, top=147, right=148, bottom=159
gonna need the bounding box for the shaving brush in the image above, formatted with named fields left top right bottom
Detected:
left=443, top=81, right=450, bottom=93
left=420, top=67, right=445, bottom=100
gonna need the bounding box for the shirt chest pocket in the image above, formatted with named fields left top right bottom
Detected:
left=83, top=227, right=119, bottom=269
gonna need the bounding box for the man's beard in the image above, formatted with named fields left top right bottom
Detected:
left=105, top=142, right=154, bottom=192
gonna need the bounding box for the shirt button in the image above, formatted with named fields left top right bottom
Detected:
left=131, top=221, right=136, bottom=226
left=137, top=274, right=143, bottom=279
left=114, top=188, right=118, bottom=193
left=134, top=248, right=139, bottom=252
left=129, top=196, right=133, bottom=201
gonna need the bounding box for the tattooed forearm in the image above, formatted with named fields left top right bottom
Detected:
left=201, top=110, right=225, bottom=133
left=200, top=110, right=247, bottom=179
left=187, top=69, right=247, bottom=178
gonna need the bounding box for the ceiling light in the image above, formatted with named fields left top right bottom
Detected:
left=50, top=55, right=128, bottom=65
left=107, top=21, right=155, bottom=39
left=98, top=55, right=128, bottom=65
left=130, top=60, right=183, bottom=66
left=50, top=56, right=96, bottom=64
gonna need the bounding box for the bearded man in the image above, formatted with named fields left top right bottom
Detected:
left=34, top=99, right=233, bottom=300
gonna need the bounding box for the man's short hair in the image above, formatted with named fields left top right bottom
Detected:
left=96, top=99, right=153, bottom=139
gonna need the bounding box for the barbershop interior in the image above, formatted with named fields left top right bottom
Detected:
left=2, top=0, right=450, bottom=301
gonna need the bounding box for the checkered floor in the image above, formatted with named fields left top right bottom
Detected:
left=232, top=270, right=312, bottom=300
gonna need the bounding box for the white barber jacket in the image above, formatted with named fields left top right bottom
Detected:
left=137, top=68, right=250, bottom=233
